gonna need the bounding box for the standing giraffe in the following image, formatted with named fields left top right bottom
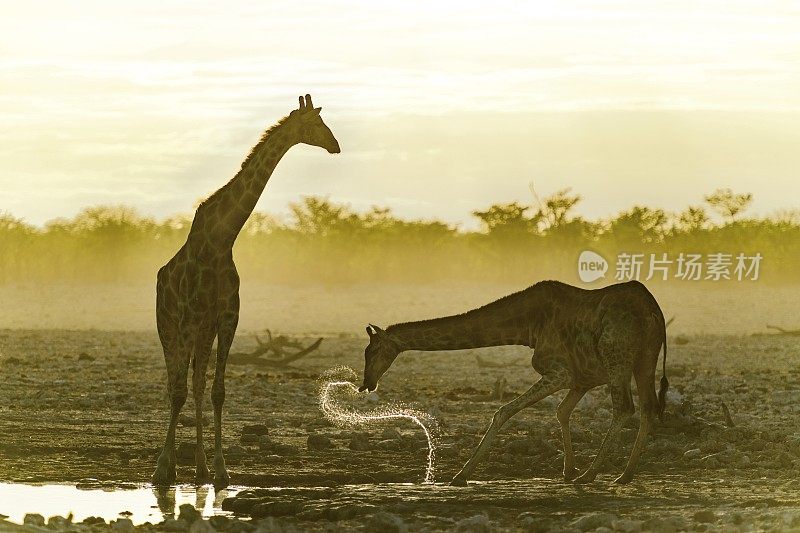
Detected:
left=359, top=280, right=668, bottom=485
left=152, top=94, right=340, bottom=488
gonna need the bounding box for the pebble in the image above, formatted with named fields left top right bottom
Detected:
left=112, top=518, right=135, bottom=532
left=47, top=515, right=72, bottom=528
left=349, top=433, right=371, bottom=451
left=570, top=512, right=616, bottom=532
left=176, top=442, right=196, bottom=464
left=693, top=510, right=716, bottom=523
left=242, top=423, right=270, bottom=436
left=188, top=520, right=216, bottom=532
left=611, top=518, right=643, bottom=532
left=161, top=517, right=188, bottom=531
left=178, top=503, right=201, bottom=524
left=306, top=434, right=334, bottom=450
left=455, top=514, right=492, bottom=533
left=24, top=513, right=45, bottom=527
left=683, top=448, right=702, bottom=460
left=366, top=511, right=408, bottom=533
left=381, top=427, right=402, bottom=440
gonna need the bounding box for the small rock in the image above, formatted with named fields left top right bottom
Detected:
left=240, top=433, right=260, bottom=445
left=188, top=520, right=216, bottom=532
left=381, top=427, right=402, bottom=440
left=349, top=433, right=371, bottom=451
left=307, top=434, right=334, bottom=450
left=242, top=424, right=269, bottom=436
left=179, top=414, right=197, bottom=427
left=208, top=516, right=230, bottom=530
left=24, top=514, right=45, bottom=527
left=694, top=510, right=716, bottom=523
left=366, top=511, right=408, bottom=533
left=517, top=512, right=553, bottom=532
left=161, top=517, right=188, bottom=531
left=227, top=445, right=247, bottom=458
left=251, top=501, right=304, bottom=518
left=47, top=514, right=73, bottom=529
left=683, top=448, right=702, bottom=460
left=178, top=503, right=201, bottom=524
left=570, top=512, right=616, bottom=532
left=611, top=518, right=643, bottom=532
left=455, top=514, right=491, bottom=533
left=112, top=518, right=135, bottom=532
left=177, top=442, right=196, bottom=465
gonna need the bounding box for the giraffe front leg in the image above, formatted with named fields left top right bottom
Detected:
left=153, top=346, right=188, bottom=486
left=557, top=388, right=588, bottom=481
left=451, top=375, right=565, bottom=486
left=153, top=387, right=186, bottom=486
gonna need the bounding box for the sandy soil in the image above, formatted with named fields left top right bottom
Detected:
left=0, top=281, right=796, bottom=335
left=1, top=327, right=800, bottom=531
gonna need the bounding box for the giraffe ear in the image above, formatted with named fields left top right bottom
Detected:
left=312, top=107, right=322, bottom=115
left=369, top=324, right=388, bottom=339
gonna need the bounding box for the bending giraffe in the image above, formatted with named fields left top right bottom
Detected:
left=152, top=94, right=340, bottom=488
left=359, top=280, right=668, bottom=485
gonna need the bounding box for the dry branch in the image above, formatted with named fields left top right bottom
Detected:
left=229, top=333, right=323, bottom=367
left=766, top=325, right=800, bottom=336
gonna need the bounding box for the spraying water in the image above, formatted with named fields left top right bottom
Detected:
left=318, top=366, right=438, bottom=484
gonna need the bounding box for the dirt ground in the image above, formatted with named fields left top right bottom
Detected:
left=2, top=323, right=800, bottom=531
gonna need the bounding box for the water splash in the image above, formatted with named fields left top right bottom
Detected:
left=318, top=366, right=438, bottom=484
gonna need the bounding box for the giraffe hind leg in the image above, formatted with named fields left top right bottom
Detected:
left=192, top=328, right=215, bottom=484
left=573, top=378, right=634, bottom=484
left=615, top=355, right=659, bottom=484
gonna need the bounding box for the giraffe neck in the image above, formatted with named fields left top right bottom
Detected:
left=386, top=295, right=542, bottom=353
left=190, top=120, right=298, bottom=249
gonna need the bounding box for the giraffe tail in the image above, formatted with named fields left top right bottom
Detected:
left=656, top=317, right=669, bottom=422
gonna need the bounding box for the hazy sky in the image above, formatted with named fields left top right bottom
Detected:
left=3, top=1, right=800, bottom=228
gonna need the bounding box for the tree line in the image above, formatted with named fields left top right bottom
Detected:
left=1, top=188, right=797, bottom=284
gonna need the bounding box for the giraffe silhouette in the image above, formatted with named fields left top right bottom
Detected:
left=360, top=280, right=668, bottom=486
left=152, top=94, right=340, bottom=488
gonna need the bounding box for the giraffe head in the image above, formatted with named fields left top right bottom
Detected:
left=359, top=324, right=400, bottom=392
left=288, top=94, right=340, bottom=154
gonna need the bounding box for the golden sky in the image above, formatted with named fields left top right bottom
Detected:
left=2, top=1, right=800, bottom=227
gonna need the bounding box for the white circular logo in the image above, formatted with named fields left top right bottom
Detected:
left=578, top=250, right=608, bottom=283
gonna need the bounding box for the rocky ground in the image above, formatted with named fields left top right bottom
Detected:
left=1, top=329, right=800, bottom=531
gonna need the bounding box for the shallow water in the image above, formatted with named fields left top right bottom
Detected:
left=0, top=482, right=240, bottom=526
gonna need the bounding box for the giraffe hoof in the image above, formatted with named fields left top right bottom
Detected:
left=572, top=472, right=596, bottom=485
left=152, top=455, right=176, bottom=486
left=613, top=473, right=633, bottom=484
left=214, top=471, right=230, bottom=490
left=450, top=474, right=469, bottom=487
